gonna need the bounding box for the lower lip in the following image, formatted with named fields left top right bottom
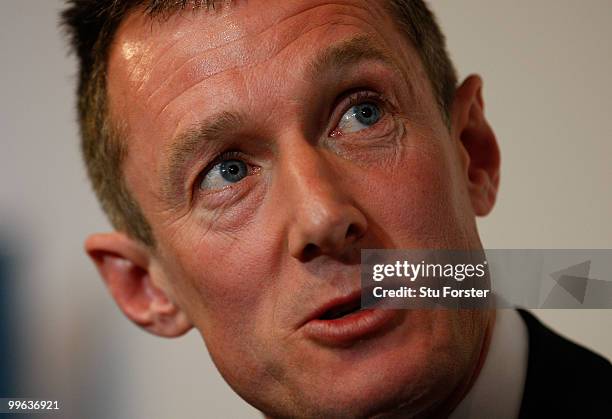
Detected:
left=302, top=308, right=399, bottom=346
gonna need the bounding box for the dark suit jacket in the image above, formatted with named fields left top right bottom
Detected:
left=517, top=309, right=612, bottom=418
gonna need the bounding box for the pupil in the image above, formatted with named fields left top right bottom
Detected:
left=354, top=103, right=380, bottom=126
left=220, top=160, right=247, bottom=182
left=360, top=106, right=373, bottom=119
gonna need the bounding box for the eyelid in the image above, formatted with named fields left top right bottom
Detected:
left=192, top=150, right=254, bottom=197
left=202, top=150, right=244, bottom=175
left=329, top=89, right=388, bottom=136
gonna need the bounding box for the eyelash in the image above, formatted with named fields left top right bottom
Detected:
left=192, top=89, right=389, bottom=201
left=193, top=150, right=254, bottom=194
left=203, top=150, right=245, bottom=172
left=330, top=89, right=387, bottom=134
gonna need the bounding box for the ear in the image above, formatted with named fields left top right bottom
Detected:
left=450, top=74, right=501, bottom=216
left=85, top=232, right=193, bottom=337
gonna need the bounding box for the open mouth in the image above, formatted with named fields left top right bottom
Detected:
left=316, top=286, right=380, bottom=321
left=319, top=298, right=362, bottom=320
left=302, top=289, right=398, bottom=345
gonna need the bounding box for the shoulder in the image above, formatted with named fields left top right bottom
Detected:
left=517, top=309, right=612, bottom=418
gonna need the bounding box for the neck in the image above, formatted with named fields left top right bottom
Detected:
left=264, top=310, right=498, bottom=419
left=429, top=309, right=497, bottom=419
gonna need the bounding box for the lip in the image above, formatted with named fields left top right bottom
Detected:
left=301, top=290, right=399, bottom=346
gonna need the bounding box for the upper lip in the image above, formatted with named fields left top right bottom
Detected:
left=299, top=288, right=363, bottom=327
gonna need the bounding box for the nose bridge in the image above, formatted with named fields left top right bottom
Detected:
left=275, top=135, right=367, bottom=260
left=278, top=136, right=344, bottom=223
left=282, top=141, right=337, bottom=206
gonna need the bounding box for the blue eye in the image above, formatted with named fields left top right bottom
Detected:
left=338, top=102, right=382, bottom=133
left=200, top=159, right=248, bottom=191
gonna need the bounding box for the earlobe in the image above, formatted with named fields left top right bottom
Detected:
left=451, top=75, right=501, bottom=216
left=85, top=232, right=193, bottom=337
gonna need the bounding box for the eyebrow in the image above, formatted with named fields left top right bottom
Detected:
left=161, top=111, right=245, bottom=205
left=160, top=35, right=399, bottom=206
left=306, top=34, right=399, bottom=81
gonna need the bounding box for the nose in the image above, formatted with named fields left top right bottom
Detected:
left=279, top=140, right=368, bottom=262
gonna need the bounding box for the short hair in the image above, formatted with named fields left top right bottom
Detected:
left=61, top=0, right=457, bottom=247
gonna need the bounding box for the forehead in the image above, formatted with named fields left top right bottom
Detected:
left=108, top=1, right=409, bottom=116
left=106, top=0, right=429, bottom=214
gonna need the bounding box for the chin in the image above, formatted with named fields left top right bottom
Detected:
left=279, top=309, right=479, bottom=419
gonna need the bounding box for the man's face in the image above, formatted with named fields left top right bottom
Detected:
left=106, top=0, right=492, bottom=416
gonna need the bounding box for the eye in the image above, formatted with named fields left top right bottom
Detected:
left=199, top=158, right=249, bottom=191
left=337, top=102, right=382, bottom=134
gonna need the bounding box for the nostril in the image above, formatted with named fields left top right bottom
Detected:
left=346, top=223, right=361, bottom=240
left=302, top=243, right=320, bottom=261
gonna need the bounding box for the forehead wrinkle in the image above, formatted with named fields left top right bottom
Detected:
left=144, top=1, right=374, bottom=94
left=134, top=37, right=186, bottom=94
left=140, top=7, right=305, bottom=105
left=142, top=34, right=247, bottom=109
left=158, top=34, right=403, bottom=208
left=151, top=21, right=383, bottom=122
left=143, top=4, right=382, bottom=119
left=160, top=110, right=246, bottom=206
left=306, top=33, right=401, bottom=81
left=147, top=20, right=328, bottom=120
left=156, top=35, right=406, bottom=208
left=113, top=7, right=186, bottom=93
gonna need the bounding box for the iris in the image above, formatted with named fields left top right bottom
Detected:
left=338, top=102, right=381, bottom=133
left=354, top=103, right=380, bottom=126
left=200, top=159, right=248, bottom=190
left=220, top=160, right=247, bottom=183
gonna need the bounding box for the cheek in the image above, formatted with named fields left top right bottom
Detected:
left=159, top=225, right=285, bottom=368
left=359, top=138, right=470, bottom=248
left=168, top=234, right=275, bottom=328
